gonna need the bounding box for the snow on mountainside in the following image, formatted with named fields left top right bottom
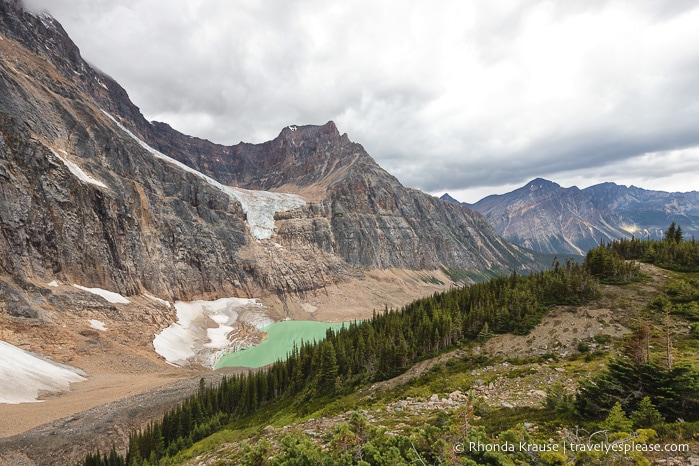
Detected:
left=101, top=110, right=306, bottom=240
left=50, top=148, right=108, bottom=188
left=0, top=341, right=86, bottom=404
left=72, top=284, right=130, bottom=304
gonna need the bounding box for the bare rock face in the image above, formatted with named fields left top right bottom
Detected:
left=0, top=99, right=252, bottom=300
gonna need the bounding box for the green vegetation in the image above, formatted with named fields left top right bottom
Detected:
left=575, top=358, right=699, bottom=422
left=83, top=227, right=699, bottom=465
left=584, top=243, right=642, bottom=284
left=598, top=222, right=699, bottom=272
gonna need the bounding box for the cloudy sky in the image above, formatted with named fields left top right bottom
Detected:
left=25, top=0, right=699, bottom=202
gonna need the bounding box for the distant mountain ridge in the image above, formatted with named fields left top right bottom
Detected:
left=443, top=178, right=699, bottom=255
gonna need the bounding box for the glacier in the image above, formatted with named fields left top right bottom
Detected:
left=101, top=111, right=305, bottom=240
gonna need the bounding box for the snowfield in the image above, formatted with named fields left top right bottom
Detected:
left=73, top=284, right=130, bottom=304
left=153, top=297, right=273, bottom=368
left=101, top=110, right=305, bottom=240
left=0, top=341, right=86, bottom=404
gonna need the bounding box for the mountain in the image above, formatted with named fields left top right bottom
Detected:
left=443, top=178, right=699, bottom=255
left=0, top=1, right=538, bottom=298
left=0, top=0, right=544, bottom=394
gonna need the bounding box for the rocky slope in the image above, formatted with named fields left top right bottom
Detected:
left=445, top=178, right=699, bottom=255
left=0, top=0, right=547, bottom=406
left=0, top=1, right=537, bottom=290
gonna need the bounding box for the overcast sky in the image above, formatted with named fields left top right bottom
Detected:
left=25, top=0, right=699, bottom=202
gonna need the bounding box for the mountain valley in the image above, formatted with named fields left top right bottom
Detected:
left=1, top=2, right=698, bottom=465
left=0, top=0, right=543, bottom=447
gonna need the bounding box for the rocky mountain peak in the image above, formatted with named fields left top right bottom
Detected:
left=439, top=193, right=460, bottom=204
left=471, top=178, right=699, bottom=255
left=280, top=121, right=340, bottom=139
left=524, top=177, right=560, bottom=192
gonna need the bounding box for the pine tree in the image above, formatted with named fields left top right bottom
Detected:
left=666, top=222, right=677, bottom=242
left=631, top=397, right=664, bottom=428
left=675, top=225, right=683, bottom=243
left=316, top=340, right=339, bottom=395
left=601, top=402, right=633, bottom=433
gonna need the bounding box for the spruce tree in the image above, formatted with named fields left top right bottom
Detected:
left=601, top=402, right=633, bottom=433
left=316, top=340, right=339, bottom=394
left=631, top=397, right=664, bottom=428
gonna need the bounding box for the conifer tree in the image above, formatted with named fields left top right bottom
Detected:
left=316, top=340, right=339, bottom=394
left=631, top=397, right=664, bottom=428
left=601, top=402, right=633, bottom=433
left=665, top=222, right=677, bottom=242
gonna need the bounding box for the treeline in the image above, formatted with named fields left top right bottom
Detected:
left=84, top=259, right=600, bottom=465
left=595, top=222, right=699, bottom=272
left=576, top=228, right=699, bottom=427
left=584, top=243, right=642, bottom=283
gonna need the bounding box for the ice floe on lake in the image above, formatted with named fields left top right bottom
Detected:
left=0, top=341, right=86, bottom=404
left=153, top=297, right=273, bottom=368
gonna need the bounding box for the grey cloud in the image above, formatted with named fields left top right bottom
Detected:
left=22, top=0, right=699, bottom=200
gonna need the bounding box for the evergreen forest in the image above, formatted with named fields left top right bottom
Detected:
left=83, top=227, right=699, bottom=465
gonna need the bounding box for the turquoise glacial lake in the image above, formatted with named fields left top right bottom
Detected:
left=215, top=320, right=351, bottom=369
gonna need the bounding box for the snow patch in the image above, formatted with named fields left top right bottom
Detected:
left=95, top=77, right=109, bottom=90
left=0, top=341, right=86, bottom=404
left=89, top=319, right=108, bottom=331
left=144, top=292, right=172, bottom=308
left=153, top=297, right=273, bottom=368
left=72, top=284, right=130, bottom=304
left=50, top=149, right=107, bottom=188
left=100, top=110, right=305, bottom=239
left=47, top=280, right=59, bottom=287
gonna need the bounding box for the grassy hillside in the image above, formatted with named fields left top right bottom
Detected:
left=84, top=238, right=699, bottom=465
